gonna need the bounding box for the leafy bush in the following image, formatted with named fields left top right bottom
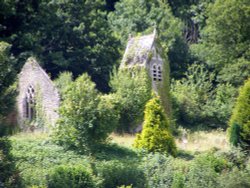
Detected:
left=229, top=123, right=241, bottom=146
left=185, top=152, right=227, bottom=188
left=53, top=73, right=119, bottom=152
left=47, top=165, right=95, bottom=188
left=53, top=71, right=73, bottom=98
left=216, top=147, right=247, bottom=169
left=172, top=171, right=185, bottom=188
left=134, top=97, right=176, bottom=155
left=0, top=137, right=21, bottom=187
left=110, top=68, right=151, bottom=132
left=229, top=78, right=250, bottom=148
left=11, top=133, right=92, bottom=187
left=141, top=153, right=175, bottom=188
left=96, top=160, right=145, bottom=188
left=171, top=64, right=237, bottom=128
left=218, top=167, right=250, bottom=188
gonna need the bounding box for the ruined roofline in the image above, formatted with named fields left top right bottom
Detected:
left=121, top=31, right=157, bottom=68
left=127, top=27, right=157, bottom=42
left=20, top=57, right=58, bottom=91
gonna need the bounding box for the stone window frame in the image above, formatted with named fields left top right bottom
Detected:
left=24, top=85, right=36, bottom=120
left=152, top=63, right=162, bottom=82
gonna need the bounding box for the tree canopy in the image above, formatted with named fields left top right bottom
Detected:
left=0, top=0, right=120, bottom=92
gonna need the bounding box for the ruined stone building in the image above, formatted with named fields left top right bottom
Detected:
left=17, top=57, right=60, bottom=130
left=121, top=30, right=171, bottom=115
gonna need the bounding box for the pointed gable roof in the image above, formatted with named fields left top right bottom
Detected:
left=121, top=31, right=156, bottom=68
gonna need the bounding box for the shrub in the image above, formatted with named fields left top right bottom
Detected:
left=11, top=133, right=92, bottom=187
left=185, top=152, right=227, bottom=188
left=141, top=153, right=175, bottom=188
left=53, top=73, right=119, bottom=152
left=229, top=78, right=250, bottom=148
left=216, top=147, right=247, bottom=169
left=134, top=97, right=176, bottom=156
left=47, top=165, right=95, bottom=188
left=172, top=171, right=185, bottom=188
left=0, top=137, right=21, bottom=187
left=110, top=68, right=151, bottom=132
left=171, top=64, right=237, bottom=128
left=229, top=122, right=241, bottom=146
left=53, top=72, right=73, bottom=98
left=96, top=160, right=145, bottom=188
left=218, top=167, right=250, bottom=188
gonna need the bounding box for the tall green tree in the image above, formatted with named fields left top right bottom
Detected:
left=0, top=42, right=16, bottom=127
left=110, top=68, right=151, bottom=133
left=0, top=42, right=21, bottom=187
left=134, top=96, right=176, bottom=156
left=229, top=78, right=250, bottom=148
left=0, top=0, right=120, bottom=92
left=53, top=73, right=119, bottom=152
left=192, top=0, right=250, bottom=87
left=171, top=63, right=237, bottom=128
left=108, top=0, right=191, bottom=79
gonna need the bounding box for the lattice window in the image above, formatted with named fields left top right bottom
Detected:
left=152, top=64, right=157, bottom=81
left=24, top=85, right=35, bottom=120
left=152, top=64, right=162, bottom=82
left=158, top=65, right=162, bottom=81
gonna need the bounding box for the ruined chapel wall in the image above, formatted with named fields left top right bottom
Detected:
left=17, top=58, right=59, bottom=128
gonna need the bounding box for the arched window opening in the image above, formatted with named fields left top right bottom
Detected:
left=152, top=64, right=162, bottom=82
left=24, top=85, right=36, bottom=120
left=158, top=65, right=162, bottom=81
left=152, top=64, right=157, bottom=81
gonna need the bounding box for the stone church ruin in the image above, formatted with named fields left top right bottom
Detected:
left=121, top=30, right=171, bottom=115
left=17, top=57, right=60, bottom=130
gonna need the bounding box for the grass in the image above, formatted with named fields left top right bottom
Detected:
left=109, top=133, right=136, bottom=148
left=10, top=132, right=91, bottom=187
left=177, top=129, right=230, bottom=152
left=10, top=132, right=140, bottom=187
left=9, top=129, right=230, bottom=187
left=110, top=129, right=230, bottom=153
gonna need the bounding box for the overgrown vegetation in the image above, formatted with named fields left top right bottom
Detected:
left=134, top=97, right=176, bottom=156
left=53, top=73, right=119, bottom=152
left=1, top=0, right=250, bottom=187
left=171, top=64, right=237, bottom=129
left=110, top=68, right=151, bottom=132
left=229, top=78, right=250, bottom=148
left=10, top=132, right=250, bottom=188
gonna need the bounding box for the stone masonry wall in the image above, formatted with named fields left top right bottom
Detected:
left=17, top=57, right=60, bottom=129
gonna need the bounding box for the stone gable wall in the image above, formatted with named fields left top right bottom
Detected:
left=17, top=57, right=60, bottom=129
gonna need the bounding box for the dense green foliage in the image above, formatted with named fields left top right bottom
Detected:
left=218, top=167, right=250, bottom=188
left=53, top=73, right=119, bottom=152
left=229, top=123, right=241, bottom=147
left=0, top=42, right=20, bottom=187
left=0, top=42, right=16, bottom=125
left=185, top=153, right=227, bottom=188
left=47, top=165, right=95, bottom=188
left=192, top=0, right=250, bottom=87
left=53, top=72, right=73, bottom=98
left=0, top=137, right=21, bottom=187
left=0, top=0, right=120, bottom=92
left=96, top=160, right=145, bottom=188
left=11, top=134, right=92, bottom=187
left=141, top=153, right=175, bottom=188
left=171, top=64, right=237, bottom=128
left=229, top=78, right=250, bottom=148
left=1, top=0, right=250, bottom=186
left=108, top=0, right=191, bottom=79
left=110, top=68, right=151, bottom=132
left=134, top=97, right=176, bottom=155
left=10, top=133, right=250, bottom=188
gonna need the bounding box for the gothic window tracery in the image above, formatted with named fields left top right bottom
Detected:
left=24, top=85, right=35, bottom=120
